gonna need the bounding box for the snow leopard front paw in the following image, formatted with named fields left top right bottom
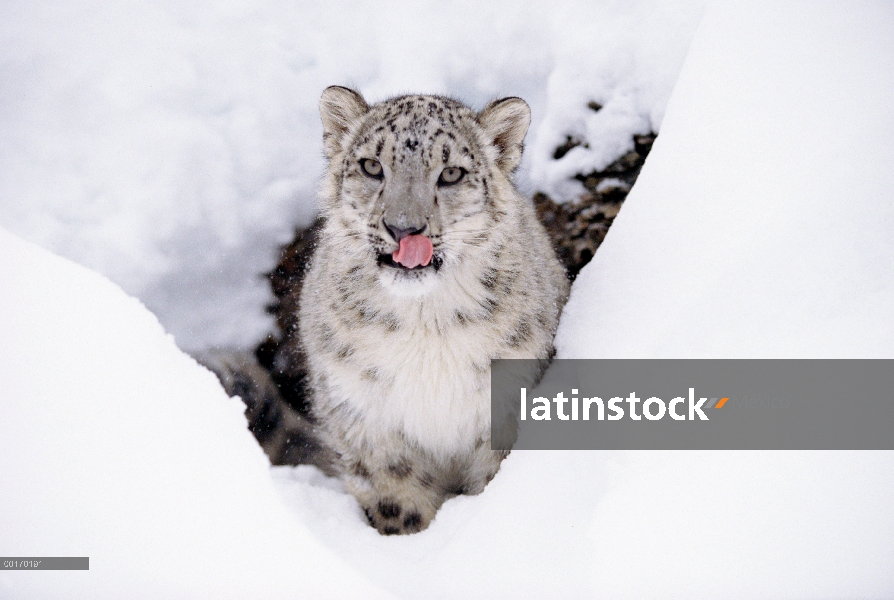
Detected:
left=361, top=495, right=437, bottom=535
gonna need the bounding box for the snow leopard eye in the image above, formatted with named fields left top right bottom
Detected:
left=360, top=158, right=383, bottom=179
left=438, top=167, right=465, bottom=186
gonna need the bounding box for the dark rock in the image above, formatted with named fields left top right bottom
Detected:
left=535, top=130, right=657, bottom=280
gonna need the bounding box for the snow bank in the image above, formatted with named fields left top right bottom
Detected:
left=541, top=1, right=893, bottom=596
left=0, top=220, right=889, bottom=598
left=556, top=1, right=894, bottom=358
left=0, top=0, right=703, bottom=351
left=0, top=228, right=391, bottom=599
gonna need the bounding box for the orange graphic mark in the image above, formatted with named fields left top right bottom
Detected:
left=715, top=397, right=729, bottom=409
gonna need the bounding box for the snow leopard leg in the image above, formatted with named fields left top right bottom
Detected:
left=194, top=349, right=338, bottom=476
left=343, top=445, right=506, bottom=535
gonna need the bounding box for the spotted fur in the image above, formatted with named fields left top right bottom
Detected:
left=289, top=87, right=569, bottom=535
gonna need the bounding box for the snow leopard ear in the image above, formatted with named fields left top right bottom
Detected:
left=477, top=97, right=531, bottom=173
left=320, top=86, right=369, bottom=158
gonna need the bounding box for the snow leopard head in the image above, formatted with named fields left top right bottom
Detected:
left=318, top=86, right=530, bottom=293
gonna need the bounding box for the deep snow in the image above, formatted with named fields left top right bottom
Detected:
left=0, top=229, right=392, bottom=599
left=0, top=0, right=704, bottom=351
left=2, top=0, right=894, bottom=598
left=555, top=1, right=894, bottom=359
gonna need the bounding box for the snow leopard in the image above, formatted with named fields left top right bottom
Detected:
left=201, top=87, right=569, bottom=535
left=275, top=86, right=570, bottom=535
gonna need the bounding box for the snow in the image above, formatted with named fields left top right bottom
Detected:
left=0, top=229, right=392, bottom=599
left=0, top=0, right=704, bottom=351
left=2, top=0, right=894, bottom=598
left=527, top=1, right=704, bottom=201
left=554, top=1, right=894, bottom=359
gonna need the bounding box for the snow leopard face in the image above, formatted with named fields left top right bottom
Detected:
left=319, top=87, right=530, bottom=294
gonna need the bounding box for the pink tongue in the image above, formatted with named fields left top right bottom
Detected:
left=392, top=234, right=433, bottom=268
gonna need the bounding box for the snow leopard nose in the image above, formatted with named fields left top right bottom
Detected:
left=383, top=220, right=426, bottom=242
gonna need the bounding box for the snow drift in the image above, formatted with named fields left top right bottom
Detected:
left=0, top=229, right=391, bottom=599
left=0, top=0, right=705, bottom=351
left=556, top=1, right=894, bottom=359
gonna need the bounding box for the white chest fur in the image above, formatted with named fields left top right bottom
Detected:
left=319, top=294, right=494, bottom=455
